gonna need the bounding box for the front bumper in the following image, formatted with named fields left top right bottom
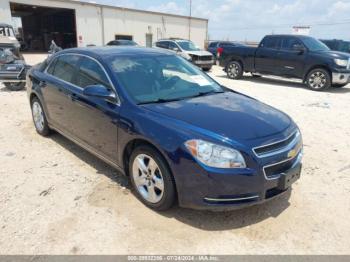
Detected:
left=193, top=60, right=214, bottom=68
left=332, top=72, right=350, bottom=85
left=172, top=129, right=303, bottom=211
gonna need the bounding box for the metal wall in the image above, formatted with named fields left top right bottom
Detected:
left=0, top=0, right=208, bottom=48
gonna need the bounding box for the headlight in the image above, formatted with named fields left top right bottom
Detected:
left=334, top=59, right=348, bottom=67
left=185, top=139, right=246, bottom=168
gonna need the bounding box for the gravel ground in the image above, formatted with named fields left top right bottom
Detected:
left=0, top=55, right=349, bottom=254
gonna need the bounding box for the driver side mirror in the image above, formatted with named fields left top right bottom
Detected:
left=83, top=84, right=118, bottom=104
left=172, top=47, right=180, bottom=52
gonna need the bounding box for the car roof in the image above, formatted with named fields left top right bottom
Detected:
left=58, top=46, right=174, bottom=59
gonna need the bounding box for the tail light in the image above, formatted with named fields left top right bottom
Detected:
left=217, top=47, right=224, bottom=58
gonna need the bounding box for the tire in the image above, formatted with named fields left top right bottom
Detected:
left=306, top=68, right=331, bottom=91
left=4, top=82, right=26, bottom=91
left=203, top=67, right=212, bottom=72
left=226, top=61, right=243, bottom=79
left=30, top=97, right=51, bottom=136
left=129, top=145, right=176, bottom=211
left=333, top=83, right=347, bottom=88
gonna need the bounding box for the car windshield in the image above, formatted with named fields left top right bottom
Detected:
left=107, top=55, right=224, bottom=104
left=176, top=40, right=200, bottom=51
left=119, top=40, right=138, bottom=46
left=302, top=37, right=330, bottom=51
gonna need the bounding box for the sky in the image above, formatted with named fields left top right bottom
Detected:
left=82, top=0, right=350, bottom=41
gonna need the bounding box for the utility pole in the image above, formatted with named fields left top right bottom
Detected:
left=188, top=0, right=192, bottom=40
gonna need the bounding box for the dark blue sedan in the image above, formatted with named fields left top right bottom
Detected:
left=27, top=46, right=303, bottom=211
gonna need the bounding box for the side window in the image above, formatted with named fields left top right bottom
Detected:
left=168, top=42, right=179, bottom=50
left=156, top=41, right=168, bottom=49
left=221, top=43, right=235, bottom=48
left=50, top=55, right=80, bottom=84
left=260, top=37, right=281, bottom=49
left=281, top=37, right=303, bottom=50
left=209, top=42, right=217, bottom=48
left=75, top=57, right=110, bottom=88
left=46, top=58, right=57, bottom=74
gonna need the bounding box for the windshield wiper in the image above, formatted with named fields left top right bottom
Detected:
left=137, top=97, right=183, bottom=105
left=188, top=90, right=225, bottom=99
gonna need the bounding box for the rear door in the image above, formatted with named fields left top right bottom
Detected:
left=42, top=55, right=81, bottom=131
left=277, top=36, right=306, bottom=78
left=255, top=36, right=282, bottom=74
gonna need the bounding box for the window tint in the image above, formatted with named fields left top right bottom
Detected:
left=168, top=41, right=179, bottom=50
left=260, top=37, right=281, bottom=49
left=209, top=42, right=218, bottom=48
left=50, top=55, right=80, bottom=83
left=281, top=37, right=303, bottom=50
left=220, top=42, right=235, bottom=48
left=76, top=57, right=110, bottom=88
left=156, top=41, right=169, bottom=49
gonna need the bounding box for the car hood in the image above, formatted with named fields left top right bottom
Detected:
left=143, top=92, right=291, bottom=142
left=313, top=50, right=350, bottom=60
left=185, top=50, right=213, bottom=56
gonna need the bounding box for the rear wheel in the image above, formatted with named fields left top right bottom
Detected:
left=129, top=145, right=176, bottom=211
left=30, top=97, right=51, bottom=136
left=4, top=82, right=25, bottom=91
left=306, top=68, right=331, bottom=91
left=226, top=61, right=243, bottom=79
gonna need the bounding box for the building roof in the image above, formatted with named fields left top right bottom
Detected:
left=55, top=0, right=208, bottom=22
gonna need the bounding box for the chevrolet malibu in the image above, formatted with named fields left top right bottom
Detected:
left=27, top=47, right=303, bottom=211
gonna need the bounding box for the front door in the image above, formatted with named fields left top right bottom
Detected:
left=277, top=37, right=306, bottom=78
left=68, top=56, right=120, bottom=161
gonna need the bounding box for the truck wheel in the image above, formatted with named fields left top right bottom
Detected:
left=4, top=82, right=26, bottom=91
left=227, top=61, right=243, bottom=79
left=306, top=69, right=331, bottom=91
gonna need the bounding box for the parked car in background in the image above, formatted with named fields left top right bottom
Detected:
left=0, top=23, right=22, bottom=58
left=107, top=39, right=138, bottom=46
left=207, top=41, right=244, bottom=61
left=154, top=39, right=214, bottom=71
left=219, top=34, right=350, bottom=90
left=321, top=39, right=350, bottom=54
left=27, top=46, right=302, bottom=211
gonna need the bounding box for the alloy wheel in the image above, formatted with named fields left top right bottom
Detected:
left=308, top=71, right=327, bottom=89
left=132, top=154, right=164, bottom=203
left=32, top=101, right=45, bottom=132
left=228, top=63, right=239, bottom=78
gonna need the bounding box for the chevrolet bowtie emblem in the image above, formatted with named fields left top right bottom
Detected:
left=287, top=149, right=297, bottom=159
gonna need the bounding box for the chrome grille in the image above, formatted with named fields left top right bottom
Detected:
left=253, top=130, right=301, bottom=158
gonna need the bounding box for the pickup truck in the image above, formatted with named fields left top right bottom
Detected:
left=219, top=34, right=350, bottom=90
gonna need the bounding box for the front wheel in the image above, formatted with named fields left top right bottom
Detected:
left=306, top=69, right=331, bottom=91
left=4, top=82, right=26, bottom=91
left=226, top=61, right=243, bottom=79
left=129, top=145, right=176, bottom=211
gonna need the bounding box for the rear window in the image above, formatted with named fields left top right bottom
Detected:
left=260, top=37, right=281, bottom=49
left=48, top=55, right=80, bottom=84
left=208, top=42, right=218, bottom=48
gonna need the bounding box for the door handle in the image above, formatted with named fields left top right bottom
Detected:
left=39, top=81, right=47, bottom=88
left=69, top=93, right=78, bottom=101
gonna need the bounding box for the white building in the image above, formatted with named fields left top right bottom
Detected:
left=0, top=0, right=208, bottom=51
